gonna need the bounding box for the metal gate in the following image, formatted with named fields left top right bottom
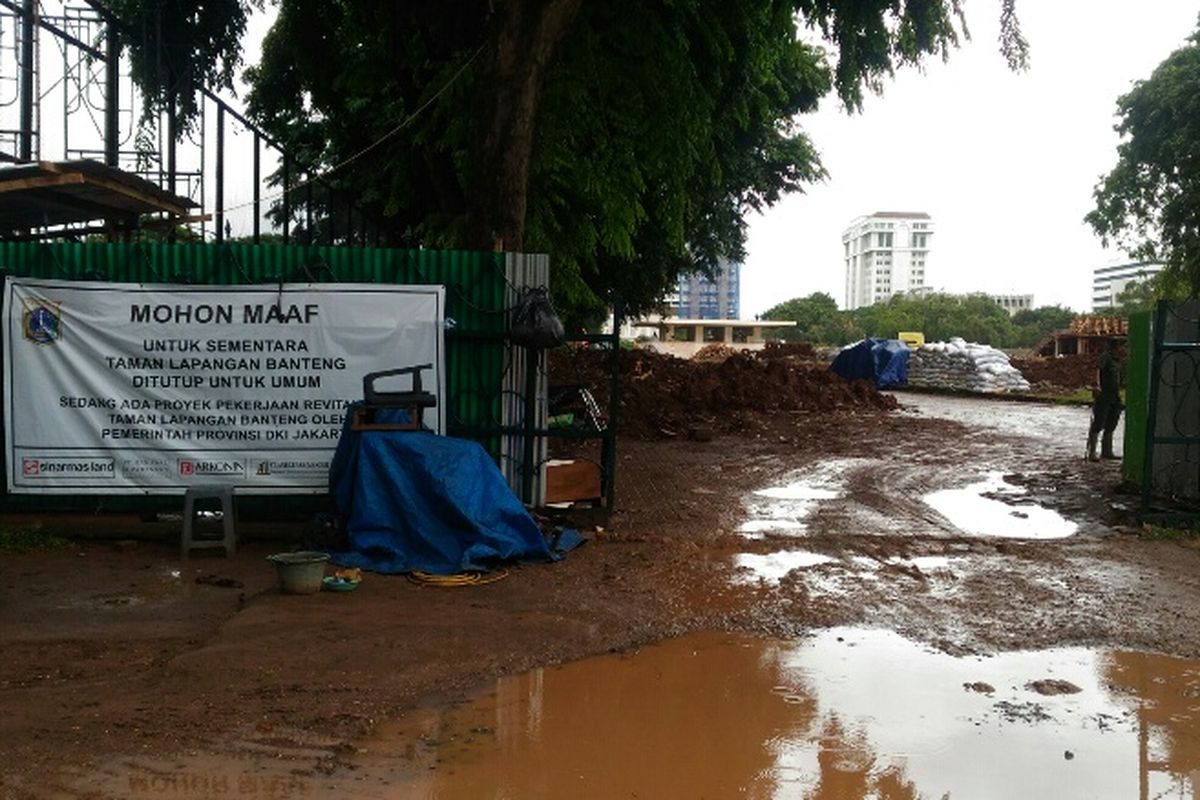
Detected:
left=1142, top=297, right=1200, bottom=514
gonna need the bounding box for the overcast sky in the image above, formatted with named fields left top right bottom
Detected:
left=742, top=2, right=1199, bottom=316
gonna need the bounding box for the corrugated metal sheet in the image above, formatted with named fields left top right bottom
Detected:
left=0, top=242, right=523, bottom=501
left=503, top=253, right=550, bottom=502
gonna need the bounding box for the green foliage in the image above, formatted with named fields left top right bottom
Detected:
left=1139, top=522, right=1200, bottom=541
left=1087, top=22, right=1200, bottom=297
left=110, top=0, right=260, bottom=129
left=761, top=292, right=1078, bottom=348
left=1109, top=271, right=1193, bottom=316
left=0, top=527, right=72, bottom=554
left=1010, top=304, right=1075, bottom=347
left=851, top=293, right=1015, bottom=346
left=762, top=292, right=842, bottom=343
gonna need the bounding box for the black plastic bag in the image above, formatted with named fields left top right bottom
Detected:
left=510, top=286, right=566, bottom=349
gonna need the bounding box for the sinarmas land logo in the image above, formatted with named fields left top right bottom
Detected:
left=21, top=297, right=62, bottom=345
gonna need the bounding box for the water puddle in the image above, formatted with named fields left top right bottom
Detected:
left=732, top=550, right=836, bottom=585
left=740, top=461, right=853, bottom=537
left=899, top=392, right=1102, bottom=449
left=754, top=484, right=841, bottom=501
left=365, top=629, right=1199, bottom=799
left=51, top=629, right=1200, bottom=799
left=925, top=471, right=1078, bottom=539
left=738, top=518, right=809, bottom=538
left=888, top=555, right=952, bottom=571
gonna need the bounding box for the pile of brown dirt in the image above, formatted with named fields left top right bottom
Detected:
left=691, top=343, right=740, bottom=363
left=1011, top=353, right=1100, bottom=392
left=550, top=346, right=897, bottom=439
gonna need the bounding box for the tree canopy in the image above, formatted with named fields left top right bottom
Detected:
left=1087, top=21, right=1200, bottom=297
left=762, top=292, right=1076, bottom=349
left=109, top=0, right=258, bottom=128
left=111, top=1, right=1028, bottom=320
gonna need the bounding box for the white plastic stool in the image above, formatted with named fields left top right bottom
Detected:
left=181, top=486, right=237, bottom=557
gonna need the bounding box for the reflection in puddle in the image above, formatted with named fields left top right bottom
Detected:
left=754, top=484, right=840, bottom=501
left=739, top=518, right=809, bottom=537
left=364, top=629, right=1200, bottom=799
left=925, top=471, right=1078, bottom=539
left=733, top=550, right=836, bottom=585
left=888, top=555, right=952, bottom=571
left=740, top=461, right=854, bottom=538
left=52, top=630, right=1200, bottom=799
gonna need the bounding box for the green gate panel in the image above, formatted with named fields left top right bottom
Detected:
left=1123, top=310, right=1151, bottom=486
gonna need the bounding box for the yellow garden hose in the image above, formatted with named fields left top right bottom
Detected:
left=407, top=568, right=510, bottom=587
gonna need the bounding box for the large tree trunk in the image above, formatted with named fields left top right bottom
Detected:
left=466, top=0, right=581, bottom=252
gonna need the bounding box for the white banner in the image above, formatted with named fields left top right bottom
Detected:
left=3, top=278, right=445, bottom=494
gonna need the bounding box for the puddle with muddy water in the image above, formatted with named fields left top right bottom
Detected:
left=60, top=629, right=1200, bottom=799
left=361, top=629, right=1199, bottom=799
left=925, top=471, right=1079, bottom=539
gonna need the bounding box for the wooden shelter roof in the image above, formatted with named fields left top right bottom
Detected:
left=0, top=160, right=196, bottom=233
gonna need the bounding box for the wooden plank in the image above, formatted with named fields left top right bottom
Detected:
left=38, top=160, right=193, bottom=214
left=76, top=173, right=192, bottom=216
left=0, top=173, right=86, bottom=194
left=544, top=460, right=602, bottom=505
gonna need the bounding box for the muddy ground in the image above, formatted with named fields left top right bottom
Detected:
left=3, top=391, right=1200, bottom=797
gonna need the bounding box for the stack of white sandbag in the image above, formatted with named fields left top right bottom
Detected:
left=907, top=337, right=1031, bottom=393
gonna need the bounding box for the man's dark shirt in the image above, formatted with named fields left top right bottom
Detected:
left=1098, top=352, right=1121, bottom=402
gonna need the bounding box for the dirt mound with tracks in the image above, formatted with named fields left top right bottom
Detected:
left=551, top=346, right=897, bottom=439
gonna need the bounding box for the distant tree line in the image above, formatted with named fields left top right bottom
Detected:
left=760, top=292, right=1079, bottom=349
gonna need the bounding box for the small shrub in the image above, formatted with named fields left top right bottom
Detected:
left=0, top=528, right=72, bottom=553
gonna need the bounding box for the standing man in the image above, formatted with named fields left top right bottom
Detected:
left=1087, top=338, right=1126, bottom=461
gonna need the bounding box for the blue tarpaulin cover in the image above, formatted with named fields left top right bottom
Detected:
left=830, top=338, right=910, bottom=389
left=329, top=405, right=581, bottom=575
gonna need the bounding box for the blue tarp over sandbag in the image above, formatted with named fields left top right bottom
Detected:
left=873, top=339, right=910, bottom=388
left=830, top=338, right=910, bottom=389
left=329, top=405, right=581, bottom=575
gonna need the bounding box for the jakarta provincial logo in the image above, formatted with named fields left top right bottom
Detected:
left=21, top=297, right=62, bottom=345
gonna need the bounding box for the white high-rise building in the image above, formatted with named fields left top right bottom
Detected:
left=1092, top=261, right=1163, bottom=310
left=843, top=212, right=933, bottom=310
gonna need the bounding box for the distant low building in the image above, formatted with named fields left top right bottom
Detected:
left=989, top=293, right=1034, bottom=316
left=1093, top=261, right=1162, bottom=311
left=629, top=317, right=796, bottom=359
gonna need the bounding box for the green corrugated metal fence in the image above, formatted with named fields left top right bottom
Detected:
left=0, top=241, right=512, bottom=509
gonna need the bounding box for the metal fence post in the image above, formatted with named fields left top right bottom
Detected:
left=1141, top=299, right=1167, bottom=509
left=104, top=21, right=119, bottom=167
left=215, top=105, right=225, bottom=243
left=602, top=297, right=623, bottom=511
left=521, top=345, right=539, bottom=504
left=19, top=0, right=34, bottom=161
